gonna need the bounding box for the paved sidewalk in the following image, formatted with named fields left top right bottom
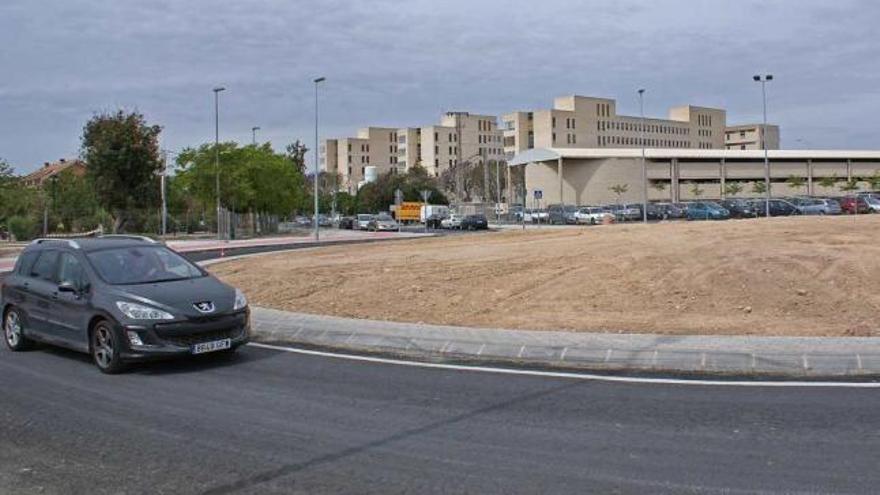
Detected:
left=251, top=307, right=880, bottom=377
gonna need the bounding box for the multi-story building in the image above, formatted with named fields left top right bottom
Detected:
left=323, top=112, right=504, bottom=192
left=502, top=95, right=728, bottom=159
left=724, top=124, right=780, bottom=150
left=320, top=127, right=399, bottom=192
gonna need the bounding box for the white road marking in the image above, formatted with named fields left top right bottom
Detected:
left=476, top=344, right=486, bottom=357
left=604, top=349, right=613, bottom=363
left=559, top=347, right=568, bottom=362
left=857, top=354, right=864, bottom=371
left=247, top=342, right=880, bottom=388
left=517, top=345, right=526, bottom=358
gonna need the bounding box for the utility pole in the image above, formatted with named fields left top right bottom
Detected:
left=638, top=88, right=647, bottom=223
left=754, top=74, right=773, bottom=218
left=213, top=86, right=226, bottom=239
left=251, top=126, right=260, bottom=145
left=313, top=77, right=326, bottom=241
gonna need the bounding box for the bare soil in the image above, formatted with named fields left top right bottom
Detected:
left=212, top=216, right=880, bottom=337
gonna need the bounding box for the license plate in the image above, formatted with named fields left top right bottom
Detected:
left=192, top=338, right=231, bottom=355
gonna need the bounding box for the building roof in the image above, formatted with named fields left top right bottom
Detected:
left=20, top=159, right=86, bottom=185
left=508, top=148, right=880, bottom=166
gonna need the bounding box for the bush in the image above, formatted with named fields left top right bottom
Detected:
left=7, top=215, right=38, bottom=241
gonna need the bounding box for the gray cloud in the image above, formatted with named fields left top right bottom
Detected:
left=1, top=0, right=879, bottom=172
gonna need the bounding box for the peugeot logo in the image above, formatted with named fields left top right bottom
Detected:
left=193, top=301, right=215, bottom=313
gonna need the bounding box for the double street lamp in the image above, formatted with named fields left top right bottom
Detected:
left=753, top=74, right=773, bottom=218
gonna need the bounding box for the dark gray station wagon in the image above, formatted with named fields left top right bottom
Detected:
left=1, top=236, right=250, bottom=373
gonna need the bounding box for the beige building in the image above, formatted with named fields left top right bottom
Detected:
left=320, top=127, right=399, bottom=192
left=502, top=96, right=727, bottom=160
left=323, top=112, right=504, bottom=192
left=508, top=148, right=880, bottom=206
left=725, top=124, right=780, bottom=150
left=502, top=95, right=785, bottom=159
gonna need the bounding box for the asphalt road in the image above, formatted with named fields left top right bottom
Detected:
left=1, top=344, right=878, bottom=494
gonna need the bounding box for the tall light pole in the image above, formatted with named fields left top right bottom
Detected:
left=313, top=77, right=325, bottom=241
left=638, top=88, right=647, bottom=223
left=251, top=126, right=260, bottom=145
left=213, top=86, right=226, bottom=239
left=754, top=74, right=773, bottom=218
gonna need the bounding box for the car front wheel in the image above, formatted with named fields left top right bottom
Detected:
left=4, top=307, right=33, bottom=351
left=91, top=320, right=126, bottom=374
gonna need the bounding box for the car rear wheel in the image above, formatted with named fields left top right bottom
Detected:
left=91, top=320, right=126, bottom=374
left=4, top=307, right=33, bottom=351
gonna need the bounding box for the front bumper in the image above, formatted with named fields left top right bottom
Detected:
left=119, top=309, right=251, bottom=361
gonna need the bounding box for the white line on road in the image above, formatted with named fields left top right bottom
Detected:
left=247, top=342, right=880, bottom=389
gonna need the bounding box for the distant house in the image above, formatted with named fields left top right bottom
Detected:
left=20, top=158, right=86, bottom=187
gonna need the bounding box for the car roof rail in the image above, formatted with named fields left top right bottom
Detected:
left=98, top=234, right=159, bottom=244
left=30, top=238, right=81, bottom=249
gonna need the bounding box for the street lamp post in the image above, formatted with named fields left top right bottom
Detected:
left=753, top=74, right=773, bottom=218
left=313, top=77, right=326, bottom=241
left=638, top=88, right=647, bottom=223
left=213, top=86, right=226, bottom=239
left=251, top=126, right=260, bottom=145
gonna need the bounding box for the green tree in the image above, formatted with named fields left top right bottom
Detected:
left=786, top=175, right=807, bottom=194
left=724, top=181, right=744, bottom=197
left=53, top=169, right=100, bottom=232
left=285, top=140, right=309, bottom=175
left=357, top=166, right=449, bottom=213
left=867, top=172, right=880, bottom=191
left=839, top=178, right=860, bottom=193
left=752, top=180, right=767, bottom=195
left=175, top=142, right=306, bottom=218
left=689, top=182, right=705, bottom=198
left=609, top=184, right=629, bottom=204
left=0, top=159, right=41, bottom=239
left=817, top=174, right=837, bottom=190
left=650, top=180, right=667, bottom=192
left=81, top=110, right=163, bottom=232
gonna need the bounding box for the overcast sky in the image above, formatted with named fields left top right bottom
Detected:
left=2, top=0, right=879, bottom=173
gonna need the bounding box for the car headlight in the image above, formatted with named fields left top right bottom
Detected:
left=116, top=301, right=174, bottom=320
left=234, top=288, right=248, bottom=310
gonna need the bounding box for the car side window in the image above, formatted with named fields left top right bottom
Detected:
left=15, top=251, right=39, bottom=276
left=30, top=250, right=59, bottom=282
left=57, top=252, right=88, bottom=290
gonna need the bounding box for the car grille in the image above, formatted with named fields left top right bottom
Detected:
left=154, top=312, right=248, bottom=347
left=160, top=328, right=244, bottom=347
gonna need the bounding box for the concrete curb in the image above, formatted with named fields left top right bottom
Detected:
left=250, top=307, right=880, bottom=378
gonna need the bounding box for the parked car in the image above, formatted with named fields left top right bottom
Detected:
left=607, top=204, right=641, bottom=222
left=460, top=214, right=489, bottom=230
left=338, top=216, right=356, bottom=229
left=815, top=198, right=843, bottom=215
left=547, top=204, right=579, bottom=225
left=294, top=215, right=312, bottom=227
left=531, top=208, right=549, bottom=223
left=574, top=206, right=614, bottom=225
left=764, top=199, right=800, bottom=216
left=1, top=237, right=250, bottom=373
left=356, top=214, right=374, bottom=230
left=425, top=214, right=446, bottom=229
left=654, top=203, right=687, bottom=219
left=317, top=214, right=332, bottom=227
left=788, top=197, right=835, bottom=215
left=719, top=199, right=759, bottom=218
left=441, top=214, right=463, bottom=229
left=686, top=201, right=730, bottom=220
left=367, top=213, right=400, bottom=232
left=864, top=195, right=880, bottom=213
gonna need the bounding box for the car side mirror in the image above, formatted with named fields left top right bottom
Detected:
left=58, top=281, right=78, bottom=293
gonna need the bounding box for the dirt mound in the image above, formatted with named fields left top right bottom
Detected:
left=212, top=216, right=880, bottom=337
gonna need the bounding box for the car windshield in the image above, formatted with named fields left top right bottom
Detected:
left=357, top=214, right=373, bottom=221
left=564, top=206, right=578, bottom=212
left=376, top=214, right=393, bottom=221
left=86, top=246, right=205, bottom=285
